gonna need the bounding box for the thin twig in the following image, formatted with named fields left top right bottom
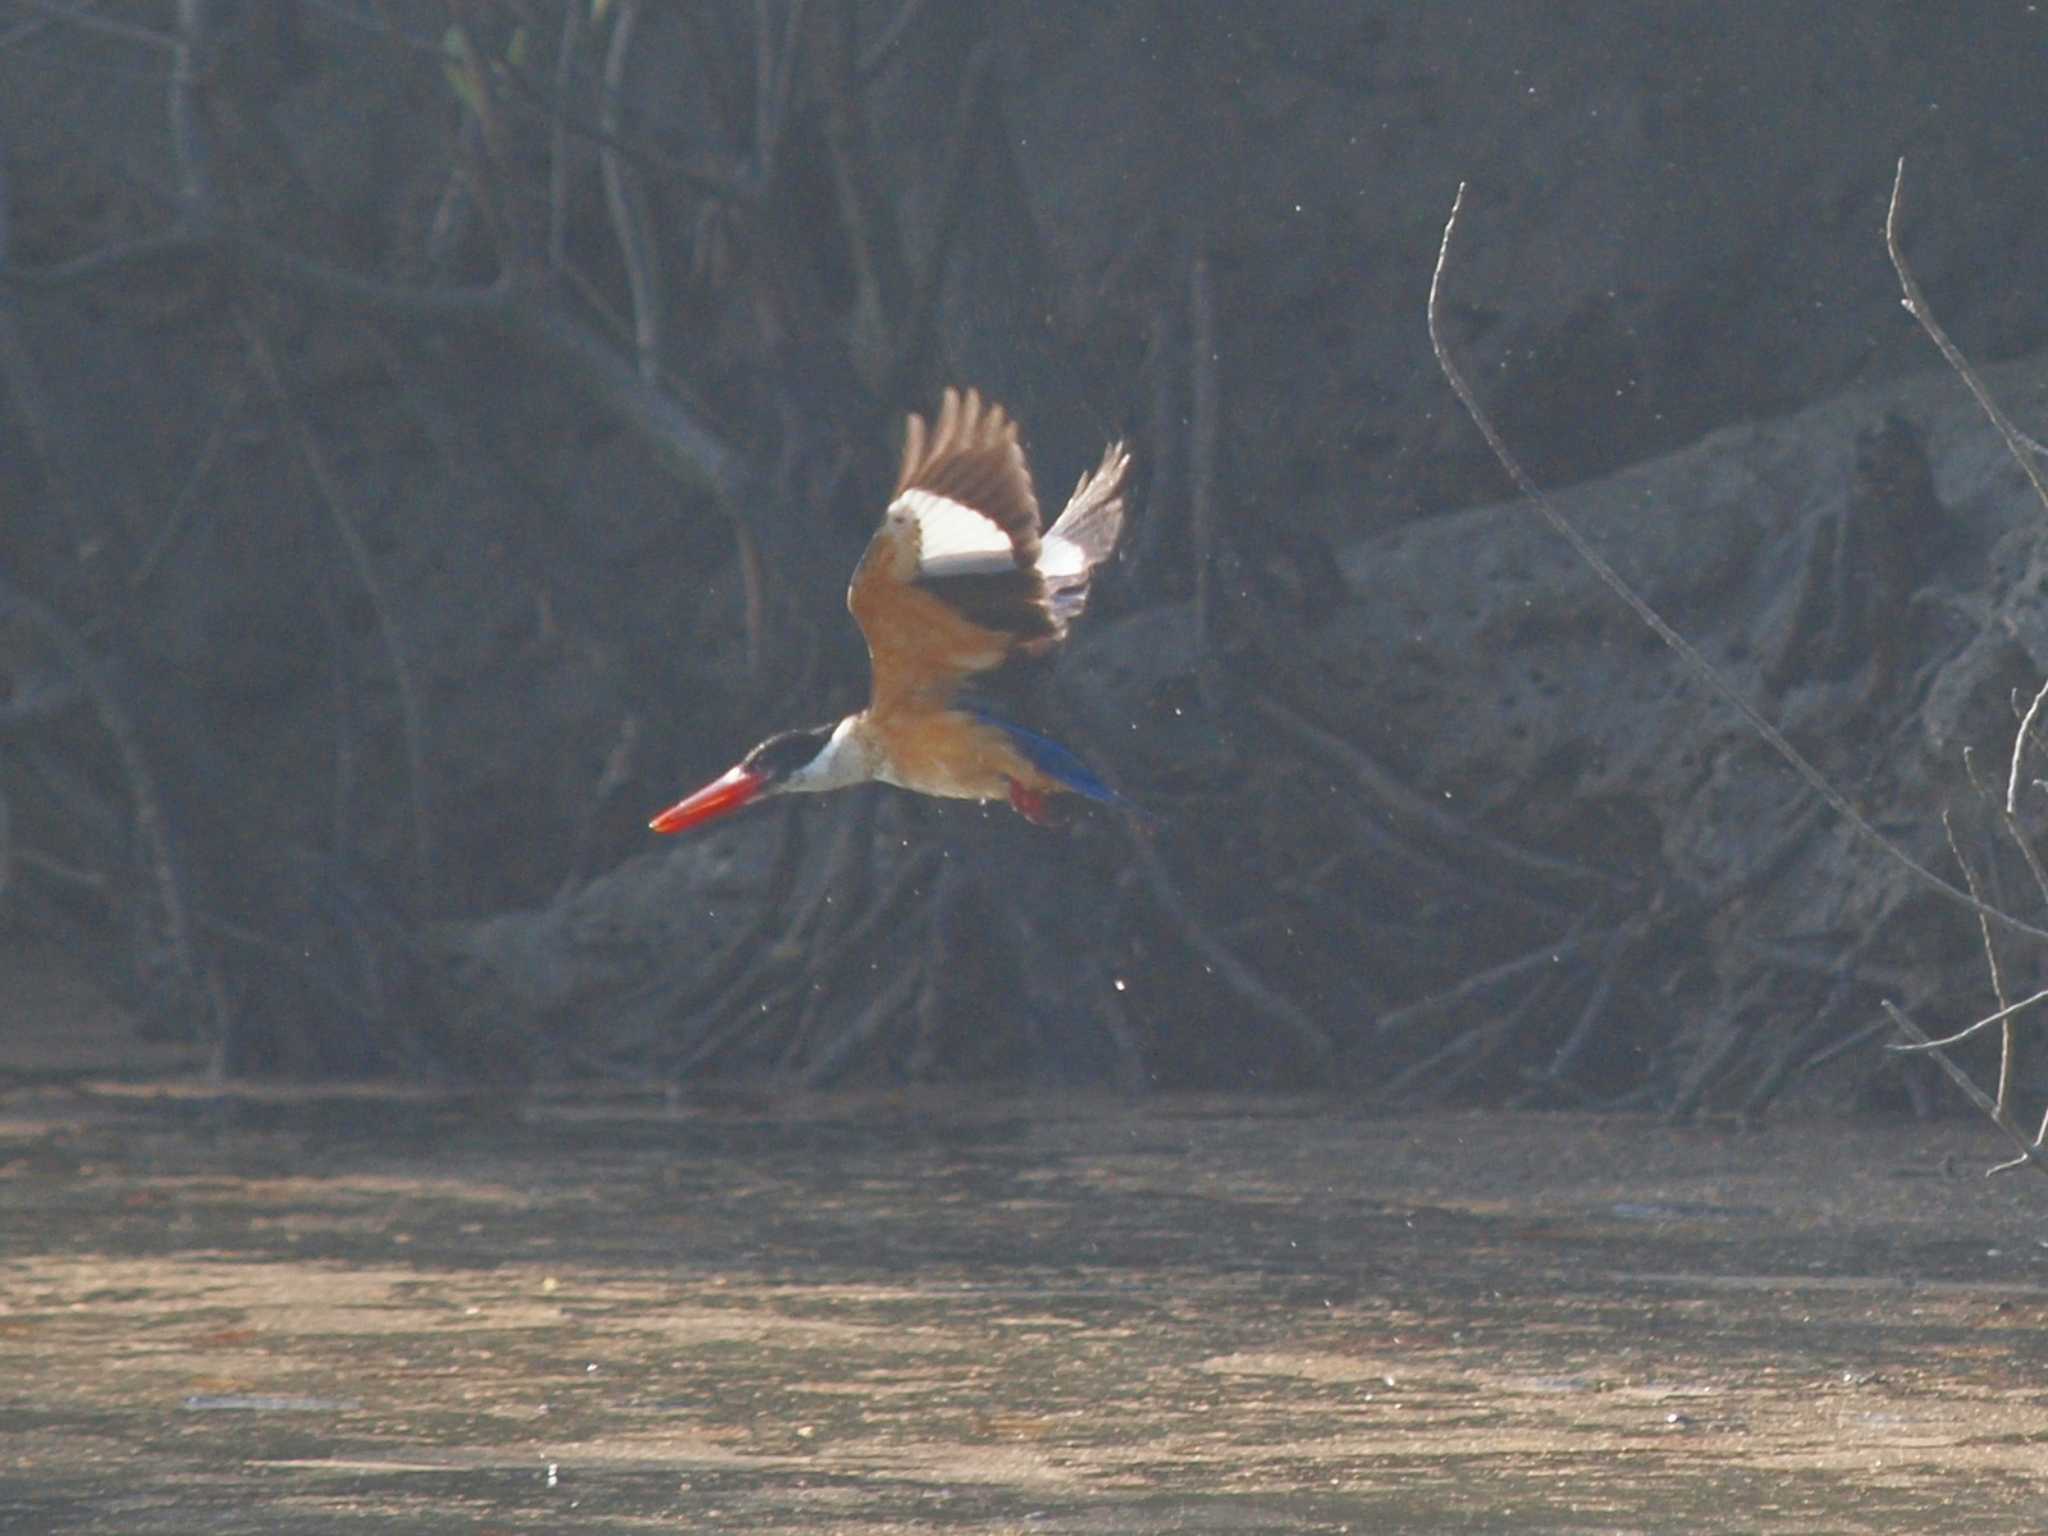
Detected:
left=1886, top=985, right=2048, bottom=1055
left=1542, top=936, right=1625, bottom=1084
left=547, top=0, right=587, bottom=271
left=599, top=0, right=662, bottom=382
left=8, top=232, right=749, bottom=512
left=600, top=806, right=808, bottom=1058
left=20, top=0, right=176, bottom=52
left=169, top=0, right=215, bottom=220
left=2007, top=679, right=2048, bottom=817
left=0, top=577, right=222, bottom=1052
left=1738, top=922, right=1901, bottom=1114
left=1666, top=977, right=1770, bottom=1122
left=1884, top=1001, right=2048, bottom=1179
left=1375, top=920, right=1600, bottom=1037
left=1132, top=833, right=1333, bottom=1070
left=0, top=155, right=111, bottom=604
left=887, top=37, right=994, bottom=390
left=130, top=371, right=250, bottom=590
left=1252, top=693, right=1615, bottom=894
left=801, top=953, right=924, bottom=1088
left=1374, top=969, right=1562, bottom=1106
left=1886, top=159, right=2048, bottom=519
left=1941, top=808, right=2016, bottom=1111
left=754, top=0, right=808, bottom=186
left=857, top=0, right=927, bottom=78
left=1190, top=252, right=1217, bottom=654
left=692, top=839, right=940, bottom=1074
left=1428, top=181, right=2048, bottom=947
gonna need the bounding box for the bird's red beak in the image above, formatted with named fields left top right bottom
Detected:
left=648, top=764, right=767, bottom=834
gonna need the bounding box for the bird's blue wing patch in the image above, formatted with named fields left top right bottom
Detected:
left=964, top=705, right=1135, bottom=810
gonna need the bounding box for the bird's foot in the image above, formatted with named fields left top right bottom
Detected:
left=1007, top=780, right=1059, bottom=827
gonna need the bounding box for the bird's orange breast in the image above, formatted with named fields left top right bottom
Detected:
left=866, top=706, right=1044, bottom=802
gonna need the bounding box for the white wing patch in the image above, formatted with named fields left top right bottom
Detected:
left=1036, top=535, right=1087, bottom=581
left=895, top=488, right=1020, bottom=578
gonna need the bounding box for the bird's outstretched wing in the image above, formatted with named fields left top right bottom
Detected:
left=849, top=388, right=1127, bottom=714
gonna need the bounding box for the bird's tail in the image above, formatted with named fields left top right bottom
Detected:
left=1039, top=441, right=1130, bottom=631
left=965, top=705, right=1143, bottom=815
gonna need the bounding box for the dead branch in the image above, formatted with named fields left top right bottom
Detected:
left=754, top=0, right=808, bottom=186
left=1538, top=928, right=1630, bottom=1084
left=0, top=576, right=222, bottom=1050
left=1940, top=808, right=2017, bottom=1110
left=129, top=370, right=250, bottom=591
left=599, top=0, right=663, bottom=383
left=169, top=1, right=216, bottom=221
left=1737, top=923, right=1904, bottom=1114
left=1884, top=1001, right=2048, bottom=1179
left=1190, top=252, right=1218, bottom=653
left=1375, top=921, right=1601, bottom=1038
left=1428, top=181, right=2048, bottom=948
left=1373, top=966, right=1565, bottom=1105
left=598, top=806, right=809, bottom=1058
left=0, top=156, right=112, bottom=609
left=1886, top=159, right=2048, bottom=519
left=21, top=0, right=175, bottom=53
left=1250, top=693, right=1615, bottom=897
left=547, top=0, right=587, bottom=270
left=6, top=230, right=751, bottom=515
left=802, top=951, right=925, bottom=1089
left=1130, top=831, right=1333, bottom=1072
left=858, top=0, right=928, bottom=78
left=685, top=839, right=941, bottom=1076
left=2008, top=680, right=2048, bottom=818
left=1666, top=976, right=1772, bottom=1122
left=1887, top=986, right=2048, bottom=1055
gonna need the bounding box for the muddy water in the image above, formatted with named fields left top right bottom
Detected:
left=3, top=1089, right=2047, bottom=1533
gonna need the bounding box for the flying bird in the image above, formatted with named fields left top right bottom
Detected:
left=649, top=388, right=1134, bottom=833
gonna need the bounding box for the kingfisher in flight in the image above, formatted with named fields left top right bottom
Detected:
left=649, top=388, right=1134, bottom=833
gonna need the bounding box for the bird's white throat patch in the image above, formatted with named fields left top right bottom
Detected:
left=784, top=716, right=880, bottom=793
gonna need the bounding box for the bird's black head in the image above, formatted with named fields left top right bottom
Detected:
left=649, top=721, right=847, bottom=834
left=741, top=723, right=839, bottom=788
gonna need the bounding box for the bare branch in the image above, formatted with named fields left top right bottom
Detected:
left=1886, top=159, right=2048, bottom=519
left=1884, top=1001, right=2048, bottom=1179
left=548, top=0, right=588, bottom=270
left=1887, top=985, right=2048, bottom=1055
left=1131, top=832, right=1333, bottom=1072
left=1940, top=808, right=2016, bottom=1110
left=2008, top=677, right=2048, bottom=820
left=0, top=576, right=222, bottom=1050
left=130, top=369, right=250, bottom=590
left=754, top=0, right=808, bottom=185
left=1376, top=921, right=1601, bottom=1038
left=1427, top=181, right=2048, bottom=947
left=1252, top=693, right=1616, bottom=894
left=18, top=0, right=176, bottom=52
left=599, top=0, right=663, bottom=382
left=858, top=0, right=927, bottom=78
left=1190, top=252, right=1218, bottom=653
left=169, top=0, right=216, bottom=221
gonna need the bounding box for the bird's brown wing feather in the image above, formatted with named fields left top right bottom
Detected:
left=851, top=388, right=1054, bottom=714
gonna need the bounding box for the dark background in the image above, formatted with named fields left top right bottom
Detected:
left=7, top=1, right=2048, bottom=1110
